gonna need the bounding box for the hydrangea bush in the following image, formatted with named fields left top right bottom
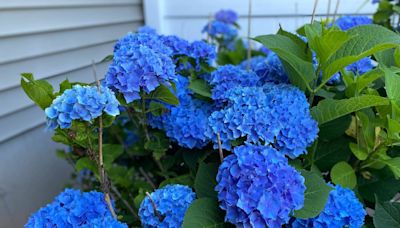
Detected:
left=21, top=5, right=400, bottom=228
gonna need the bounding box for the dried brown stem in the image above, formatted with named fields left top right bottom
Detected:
left=139, top=167, right=156, bottom=189
left=311, top=0, right=319, bottom=23
left=92, top=61, right=117, bottom=219
left=332, top=0, right=341, bottom=23
left=145, top=192, right=164, bottom=221
left=246, top=0, right=253, bottom=71
left=111, top=184, right=139, bottom=219
left=217, top=133, right=224, bottom=162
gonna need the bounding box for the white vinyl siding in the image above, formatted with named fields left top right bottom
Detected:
left=0, top=0, right=143, bottom=226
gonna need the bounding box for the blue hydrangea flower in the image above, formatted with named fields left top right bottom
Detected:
left=148, top=76, right=214, bottom=149
left=44, top=85, right=120, bottom=130
left=25, top=189, right=125, bottom=228
left=239, top=54, right=289, bottom=84
left=209, top=65, right=259, bottom=103
left=188, top=40, right=217, bottom=65
left=105, top=32, right=176, bottom=103
left=138, top=25, right=157, bottom=35
left=80, top=217, right=128, bottom=228
left=345, top=56, right=374, bottom=76
left=216, top=145, right=306, bottom=228
left=334, top=16, right=373, bottom=31
left=202, top=21, right=238, bottom=43
left=139, top=184, right=196, bottom=228
left=206, top=84, right=318, bottom=158
left=161, top=35, right=190, bottom=56
left=259, top=46, right=271, bottom=56
left=215, top=9, right=239, bottom=24
left=292, top=185, right=366, bottom=228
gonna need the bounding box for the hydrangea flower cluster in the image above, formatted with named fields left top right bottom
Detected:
left=148, top=76, right=214, bottom=149
left=334, top=15, right=373, bottom=31
left=138, top=25, right=157, bottom=35
left=292, top=185, right=366, bottom=228
left=216, top=145, right=306, bottom=227
left=105, top=32, right=176, bottom=103
left=240, top=54, right=289, bottom=84
left=45, top=85, right=120, bottom=130
left=209, top=64, right=259, bottom=103
left=214, top=9, right=239, bottom=24
left=345, top=56, right=374, bottom=76
left=139, top=184, right=196, bottom=228
left=161, top=35, right=190, bottom=56
left=202, top=21, right=238, bottom=43
left=206, top=84, right=318, bottom=158
left=25, top=189, right=126, bottom=228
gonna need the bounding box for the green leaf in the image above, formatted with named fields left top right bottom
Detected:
left=346, top=68, right=383, bottom=96
left=330, top=161, right=357, bottom=189
left=103, top=144, right=124, bottom=165
left=144, top=133, right=169, bottom=160
left=101, top=54, right=114, bottom=63
left=374, top=198, right=400, bottom=228
left=75, top=157, right=98, bottom=177
left=383, top=67, right=400, bottom=103
left=189, top=78, right=212, bottom=98
left=159, top=174, right=193, bottom=188
left=349, top=143, right=368, bottom=161
left=322, top=25, right=400, bottom=85
left=314, top=137, right=352, bottom=172
left=59, top=79, right=72, bottom=94
left=182, top=198, right=225, bottom=228
left=359, top=167, right=400, bottom=202
left=254, top=34, right=315, bottom=91
left=149, top=84, right=179, bottom=106
left=384, top=157, right=400, bottom=179
left=294, top=170, right=332, bottom=219
left=20, top=73, right=54, bottom=109
left=311, top=95, right=390, bottom=125
left=148, top=101, right=166, bottom=116
left=194, top=163, right=219, bottom=200
left=318, top=115, right=351, bottom=141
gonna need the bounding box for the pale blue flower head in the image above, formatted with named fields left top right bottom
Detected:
left=45, top=85, right=120, bottom=130
left=139, top=184, right=196, bottom=228
left=334, top=15, right=372, bottom=31
left=202, top=21, right=238, bottom=43
left=105, top=32, right=177, bottom=103
left=216, top=145, right=306, bottom=228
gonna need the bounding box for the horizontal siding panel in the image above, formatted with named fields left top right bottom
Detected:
left=166, top=16, right=312, bottom=41
left=1, top=41, right=115, bottom=91
left=0, top=62, right=109, bottom=117
left=0, top=62, right=109, bottom=142
left=0, top=0, right=141, bottom=9
left=0, top=5, right=142, bottom=37
left=0, top=21, right=139, bottom=64
left=164, top=0, right=377, bottom=17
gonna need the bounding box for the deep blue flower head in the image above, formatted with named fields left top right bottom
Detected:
left=206, top=84, right=318, bottom=158
left=215, top=9, right=239, bottom=24
left=80, top=217, right=128, bottom=228
left=240, top=54, right=289, bottom=84
left=346, top=57, right=374, bottom=76
left=372, top=0, right=380, bottom=3
left=209, top=65, right=259, bottom=103
left=259, top=46, right=271, bottom=56
left=161, top=35, right=190, bottom=56
left=45, top=85, right=120, bottom=130
left=148, top=76, right=214, bottom=149
left=139, top=184, right=196, bottom=228
left=292, top=185, right=366, bottom=228
left=334, top=16, right=372, bottom=31
left=202, top=21, right=238, bottom=42
left=216, top=145, right=306, bottom=228
left=25, top=188, right=126, bottom=228
left=105, top=32, right=176, bottom=103
left=138, top=25, right=157, bottom=35
left=188, top=40, right=217, bottom=64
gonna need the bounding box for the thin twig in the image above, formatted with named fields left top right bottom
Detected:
left=145, top=192, right=164, bottom=221
left=326, top=0, right=332, bottom=22
left=92, top=61, right=117, bottom=219
left=111, top=185, right=139, bottom=219
left=216, top=133, right=224, bottom=162
left=246, top=0, right=253, bottom=71
left=207, top=13, right=213, bottom=43
left=139, top=167, right=156, bottom=189
left=332, top=0, right=341, bottom=23
left=311, top=0, right=319, bottom=23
